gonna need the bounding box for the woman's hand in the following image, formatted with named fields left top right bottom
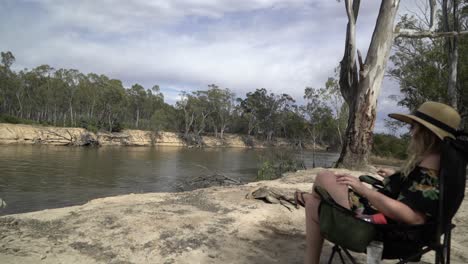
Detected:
left=336, top=174, right=370, bottom=197
left=376, top=167, right=395, bottom=178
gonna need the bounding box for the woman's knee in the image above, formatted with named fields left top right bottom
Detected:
left=314, top=170, right=336, bottom=188
left=314, top=170, right=348, bottom=194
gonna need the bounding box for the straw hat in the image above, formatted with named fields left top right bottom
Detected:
left=389, top=101, right=461, bottom=139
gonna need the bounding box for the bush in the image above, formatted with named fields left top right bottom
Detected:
left=372, top=133, right=409, bottom=160
left=256, top=148, right=300, bottom=180
left=0, top=114, right=35, bottom=125
left=111, top=120, right=124, bottom=132
left=79, top=118, right=99, bottom=133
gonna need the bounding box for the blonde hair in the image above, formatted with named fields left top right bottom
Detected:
left=401, top=123, right=441, bottom=176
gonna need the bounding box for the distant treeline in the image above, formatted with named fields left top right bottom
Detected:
left=0, top=51, right=414, bottom=159
left=0, top=51, right=353, bottom=149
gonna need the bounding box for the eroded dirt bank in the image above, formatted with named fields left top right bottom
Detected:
left=0, top=168, right=467, bottom=264
left=0, top=123, right=301, bottom=148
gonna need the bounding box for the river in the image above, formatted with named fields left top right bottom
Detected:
left=0, top=145, right=339, bottom=215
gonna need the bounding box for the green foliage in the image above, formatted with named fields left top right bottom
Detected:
left=0, top=51, right=177, bottom=132
left=256, top=148, right=299, bottom=181
left=78, top=118, right=99, bottom=133
left=0, top=51, right=348, bottom=146
left=0, top=114, right=35, bottom=125
left=302, top=73, right=347, bottom=150
left=372, top=133, right=409, bottom=160
left=389, top=13, right=468, bottom=128
left=257, top=160, right=277, bottom=181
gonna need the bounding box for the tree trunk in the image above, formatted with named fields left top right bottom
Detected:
left=267, top=130, right=273, bottom=142
left=69, top=101, right=74, bottom=127
left=336, top=124, right=343, bottom=149
left=108, top=112, right=112, bottom=132
left=15, top=91, right=23, bottom=118
left=135, top=108, right=140, bottom=128
left=336, top=0, right=400, bottom=169
left=443, top=0, right=459, bottom=108
left=220, top=124, right=227, bottom=139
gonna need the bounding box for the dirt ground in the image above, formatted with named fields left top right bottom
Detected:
left=0, top=168, right=467, bottom=264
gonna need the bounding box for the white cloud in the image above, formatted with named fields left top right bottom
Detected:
left=0, top=0, right=426, bottom=132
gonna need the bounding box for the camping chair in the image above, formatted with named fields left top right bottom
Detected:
left=315, top=134, right=468, bottom=264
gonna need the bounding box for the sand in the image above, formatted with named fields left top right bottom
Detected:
left=0, top=168, right=466, bottom=264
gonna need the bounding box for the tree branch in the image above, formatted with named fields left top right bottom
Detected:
left=429, top=0, right=437, bottom=32
left=395, top=29, right=468, bottom=38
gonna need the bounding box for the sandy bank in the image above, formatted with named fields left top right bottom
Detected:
left=0, top=168, right=467, bottom=264
left=0, top=123, right=315, bottom=149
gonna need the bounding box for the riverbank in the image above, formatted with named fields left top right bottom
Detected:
left=0, top=123, right=320, bottom=149
left=1, top=168, right=467, bottom=264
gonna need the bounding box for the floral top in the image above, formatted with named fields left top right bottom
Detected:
left=379, top=166, right=439, bottom=219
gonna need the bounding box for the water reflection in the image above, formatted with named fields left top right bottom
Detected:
left=0, top=145, right=338, bottom=215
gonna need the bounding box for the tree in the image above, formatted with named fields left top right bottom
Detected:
left=336, top=0, right=401, bottom=169
left=389, top=1, right=468, bottom=128
left=205, top=84, right=235, bottom=139
left=0, top=51, right=17, bottom=115
left=318, top=75, right=348, bottom=149
left=239, top=88, right=295, bottom=141
left=128, top=84, right=147, bottom=128
left=303, top=87, right=335, bottom=148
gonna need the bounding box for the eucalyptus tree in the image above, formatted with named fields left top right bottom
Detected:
left=0, top=51, right=17, bottom=115
left=176, top=91, right=196, bottom=137
left=303, top=87, right=334, bottom=147
left=278, top=105, right=308, bottom=144
left=389, top=2, right=468, bottom=128
left=320, top=76, right=348, bottom=149
left=32, top=65, right=55, bottom=122
left=336, top=0, right=401, bottom=169
left=94, top=77, right=126, bottom=132
left=336, top=0, right=467, bottom=169
left=127, top=84, right=146, bottom=128
left=239, top=88, right=295, bottom=141
left=142, top=85, right=165, bottom=129
left=205, top=84, right=235, bottom=138
left=63, top=69, right=81, bottom=127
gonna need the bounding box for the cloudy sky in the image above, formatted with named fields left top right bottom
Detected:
left=0, top=0, right=426, bottom=133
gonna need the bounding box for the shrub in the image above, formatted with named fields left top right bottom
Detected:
left=0, top=114, right=35, bottom=125
left=372, top=133, right=409, bottom=160
left=256, top=148, right=300, bottom=180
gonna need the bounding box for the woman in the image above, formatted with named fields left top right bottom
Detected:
left=295, top=102, right=461, bottom=264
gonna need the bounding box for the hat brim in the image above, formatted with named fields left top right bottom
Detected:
left=388, top=113, right=455, bottom=140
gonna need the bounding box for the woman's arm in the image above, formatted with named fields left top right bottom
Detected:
left=336, top=174, right=426, bottom=225
left=376, top=167, right=396, bottom=177
left=363, top=188, right=426, bottom=224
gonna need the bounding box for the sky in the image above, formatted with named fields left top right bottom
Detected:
left=0, top=0, right=427, bottom=134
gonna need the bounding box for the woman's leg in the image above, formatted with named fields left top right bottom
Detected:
left=303, top=170, right=350, bottom=264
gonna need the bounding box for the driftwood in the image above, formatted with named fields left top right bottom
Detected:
left=174, top=164, right=242, bottom=191
left=0, top=198, right=6, bottom=209
left=246, top=186, right=298, bottom=211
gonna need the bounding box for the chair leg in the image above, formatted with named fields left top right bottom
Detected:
left=327, top=245, right=358, bottom=264
left=445, top=230, right=451, bottom=264
left=328, top=245, right=338, bottom=264
left=342, top=248, right=358, bottom=264
left=435, top=247, right=445, bottom=264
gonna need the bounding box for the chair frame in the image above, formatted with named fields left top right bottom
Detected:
left=325, top=169, right=454, bottom=264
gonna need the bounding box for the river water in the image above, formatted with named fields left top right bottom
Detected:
left=0, top=145, right=339, bottom=215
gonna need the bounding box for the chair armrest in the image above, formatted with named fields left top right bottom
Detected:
left=314, top=186, right=332, bottom=201
left=359, top=175, right=384, bottom=190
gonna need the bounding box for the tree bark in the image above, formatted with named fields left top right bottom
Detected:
left=336, top=0, right=400, bottom=169
left=443, top=0, right=459, bottom=108
left=135, top=108, right=140, bottom=128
